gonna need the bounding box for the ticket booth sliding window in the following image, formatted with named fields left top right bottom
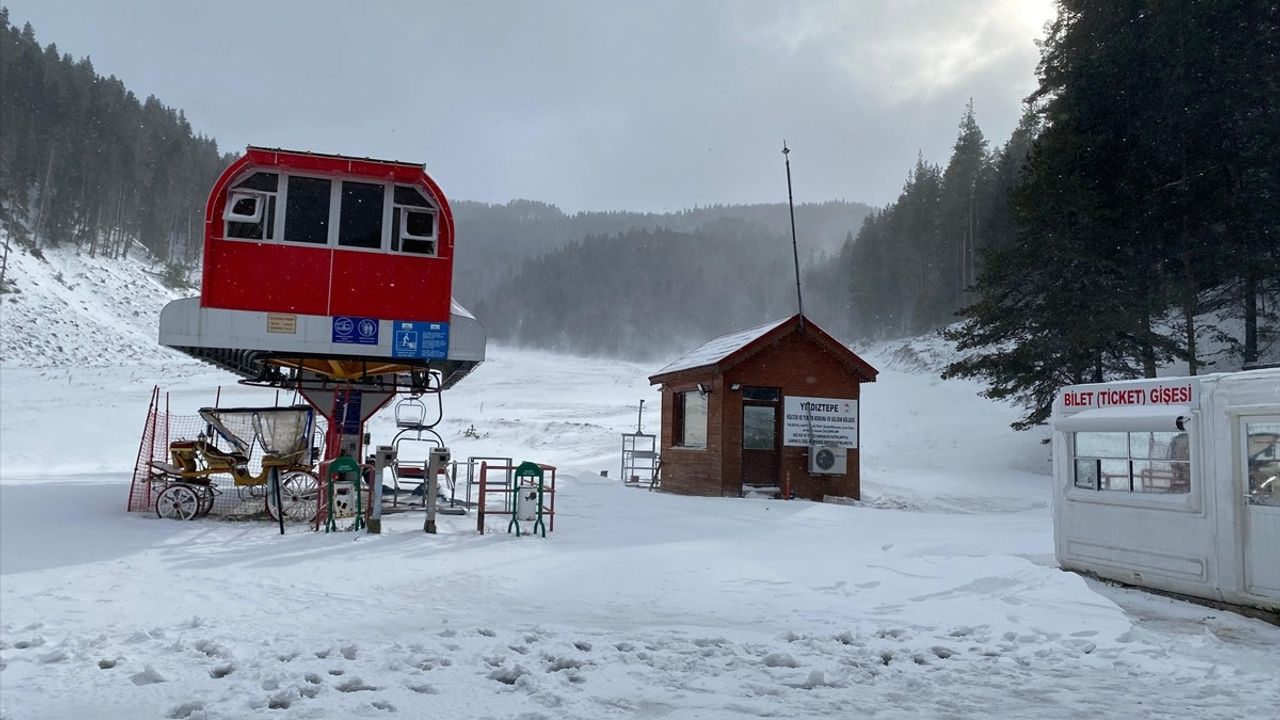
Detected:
left=1073, top=431, right=1190, bottom=494
left=224, top=172, right=278, bottom=241
left=674, top=390, right=707, bottom=449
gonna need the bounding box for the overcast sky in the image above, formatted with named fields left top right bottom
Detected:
left=7, top=0, right=1053, bottom=213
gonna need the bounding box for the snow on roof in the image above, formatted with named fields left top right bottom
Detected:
left=654, top=317, right=791, bottom=377
left=451, top=298, right=476, bottom=320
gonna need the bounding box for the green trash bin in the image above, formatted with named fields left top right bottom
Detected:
left=508, top=461, right=546, bottom=538
left=323, top=455, right=364, bottom=533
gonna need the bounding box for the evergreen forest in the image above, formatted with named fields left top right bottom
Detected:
left=1, top=2, right=1277, bottom=429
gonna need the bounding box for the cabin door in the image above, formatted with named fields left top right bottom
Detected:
left=1241, top=416, right=1280, bottom=600
left=740, top=387, right=780, bottom=492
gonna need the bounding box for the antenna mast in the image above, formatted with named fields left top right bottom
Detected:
left=783, top=141, right=804, bottom=324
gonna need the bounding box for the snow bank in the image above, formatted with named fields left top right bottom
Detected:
left=0, top=236, right=1276, bottom=719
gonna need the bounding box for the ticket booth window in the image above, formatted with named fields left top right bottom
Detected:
left=1073, top=431, right=1191, bottom=494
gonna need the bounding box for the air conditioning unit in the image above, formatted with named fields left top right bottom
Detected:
left=809, top=445, right=847, bottom=475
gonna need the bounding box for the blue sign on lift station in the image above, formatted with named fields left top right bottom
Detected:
left=332, top=316, right=379, bottom=346
left=391, top=321, right=450, bottom=360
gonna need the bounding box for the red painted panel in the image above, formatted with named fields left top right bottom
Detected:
left=276, top=153, right=348, bottom=175
left=348, top=160, right=401, bottom=182
left=203, top=241, right=331, bottom=315
left=201, top=147, right=459, bottom=323
left=329, top=251, right=452, bottom=322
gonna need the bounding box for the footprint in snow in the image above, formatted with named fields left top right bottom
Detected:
left=762, top=653, right=799, bottom=668
left=210, top=664, right=234, bottom=679
left=167, top=701, right=204, bottom=719
left=340, top=644, right=358, bottom=660
left=193, top=639, right=229, bottom=659
left=130, top=665, right=166, bottom=685
left=336, top=677, right=377, bottom=692
left=38, top=649, right=69, bottom=664
left=12, top=637, right=45, bottom=650
left=487, top=665, right=529, bottom=685
left=545, top=656, right=584, bottom=672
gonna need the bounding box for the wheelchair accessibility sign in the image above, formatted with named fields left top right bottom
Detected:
left=392, top=321, right=450, bottom=359
left=332, top=316, right=379, bottom=346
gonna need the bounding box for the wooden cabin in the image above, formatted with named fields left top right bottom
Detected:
left=648, top=315, right=877, bottom=501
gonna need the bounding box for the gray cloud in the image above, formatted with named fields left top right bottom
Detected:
left=7, top=0, right=1052, bottom=211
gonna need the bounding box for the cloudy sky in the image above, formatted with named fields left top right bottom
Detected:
left=7, top=0, right=1054, bottom=212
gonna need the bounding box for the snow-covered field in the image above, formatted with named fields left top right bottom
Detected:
left=1, top=246, right=1277, bottom=719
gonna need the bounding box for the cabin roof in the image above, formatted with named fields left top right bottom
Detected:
left=652, top=317, right=791, bottom=377
left=246, top=145, right=426, bottom=170
left=648, top=314, right=878, bottom=385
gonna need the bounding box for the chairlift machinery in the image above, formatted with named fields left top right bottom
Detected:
left=156, top=147, right=486, bottom=521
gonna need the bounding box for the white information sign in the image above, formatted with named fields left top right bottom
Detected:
left=783, top=396, right=858, bottom=448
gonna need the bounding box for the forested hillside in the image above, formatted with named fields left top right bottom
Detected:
left=944, top=0, right=1280, bottom=428
left=0, top=9, right=231, bottom=277
left=474, top=219, right=809, bottom=359
left=451, top=199, right=870, bottom=307
left=3, top=2, right=1275, bottom=434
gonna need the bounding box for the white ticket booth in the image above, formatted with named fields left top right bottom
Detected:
left=1051, top=369, right=1280, bottom=611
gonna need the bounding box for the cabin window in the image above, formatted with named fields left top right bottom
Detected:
left=391, top=184, right=438, bottom=256
left=225, top=172, right=278, bottom=240
left=338, top=181, right=385, bottom=249
left=283, top=176, right=332, bottom=245
left=674, top=390, right=708, bottom=449
left=1073, top=431, right=1190, bottom=494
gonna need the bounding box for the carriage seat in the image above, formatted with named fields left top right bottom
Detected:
left=199, top=441, right=249, bottom=466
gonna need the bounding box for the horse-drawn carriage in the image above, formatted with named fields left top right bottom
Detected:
left=147, top=405, right=320, bottom=521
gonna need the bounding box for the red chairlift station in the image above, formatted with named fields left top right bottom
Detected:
left=159, top=146, right=486, bottom=462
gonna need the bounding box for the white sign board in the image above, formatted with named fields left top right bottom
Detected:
left=783, top=396, right=858, bottom=448
left=1056, top=378, right=1199, bottom=416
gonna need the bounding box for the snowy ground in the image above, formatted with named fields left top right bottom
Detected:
left=1, top=246, right=1278, bottom=719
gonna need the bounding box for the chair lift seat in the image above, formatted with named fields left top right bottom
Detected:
left=396, top=465, right=426, bottom=479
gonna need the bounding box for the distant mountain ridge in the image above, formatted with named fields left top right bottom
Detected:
left=451, top=199, right=872, bottom=307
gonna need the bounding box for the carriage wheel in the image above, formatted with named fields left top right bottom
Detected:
left=146, top=475, right=167, bottom=509
left=192, top=484, right=216, bottom=517
left=155, top=485, right=200, bottom=521
left=268, top=471, right=320, bottom=522
left=237, top=483, right=266, bottom=501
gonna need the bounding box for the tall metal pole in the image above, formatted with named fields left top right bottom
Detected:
left=783, top=141, right=804, bottom=324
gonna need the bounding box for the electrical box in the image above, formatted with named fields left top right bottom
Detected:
left=808, top=445, right=847, bottom=475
